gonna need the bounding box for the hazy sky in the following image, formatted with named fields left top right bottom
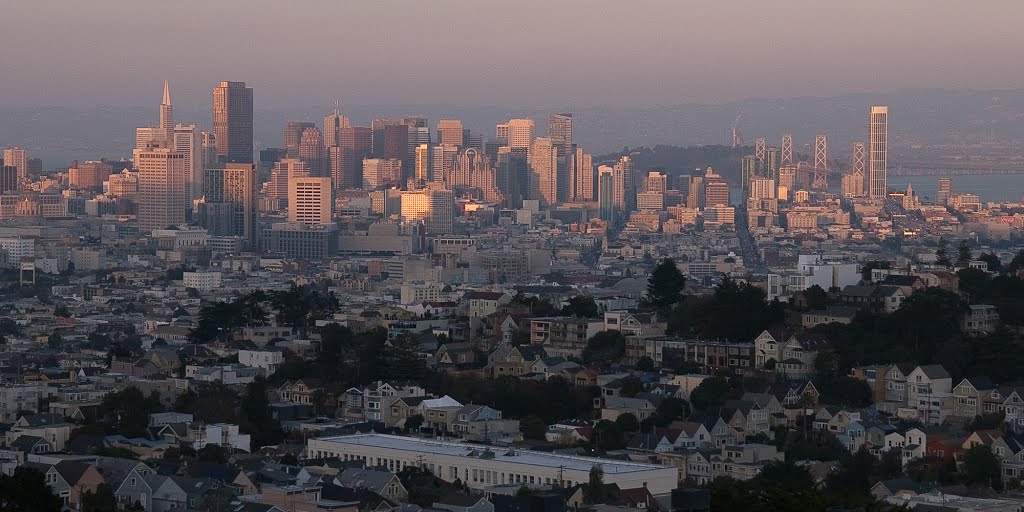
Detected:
left=2, top=0, right=1021, bottom=109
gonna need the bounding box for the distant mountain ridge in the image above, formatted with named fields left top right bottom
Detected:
left=2, top=88, right=1022, bottom=169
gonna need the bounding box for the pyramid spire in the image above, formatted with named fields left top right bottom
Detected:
left=159, top=80, right=174, bottom=132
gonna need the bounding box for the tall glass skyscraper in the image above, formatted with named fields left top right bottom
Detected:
left=212, top=81, right=254, bottom=164
left=869, top=105, right=888, bottom=198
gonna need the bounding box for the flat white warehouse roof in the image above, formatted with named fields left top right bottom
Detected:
left=312, top=434, right=670, bottom=474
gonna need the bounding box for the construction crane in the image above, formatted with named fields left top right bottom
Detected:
left=730, top=114, right=744, bottom=147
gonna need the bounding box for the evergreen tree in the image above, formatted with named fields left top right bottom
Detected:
left=957, top=240, right=972, bottom=265
left=646, top=258, right=686, bottom=312
left=0, top=467, right=63, bottom=511
left=583, top=465, right=606, bottom=504
left=81, top=483, right=118, bottom=512
left=936, top=238, right=952, bottom=267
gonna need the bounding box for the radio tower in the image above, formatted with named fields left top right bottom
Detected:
left=781, top=133, right=793, bottom=166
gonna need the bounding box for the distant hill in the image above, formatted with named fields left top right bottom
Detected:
left=596, top=145, right=751, bottom=184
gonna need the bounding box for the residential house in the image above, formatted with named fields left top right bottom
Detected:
left=902, top=428, right=928, bottom=466
left=486, top=343, right=546, bottom=379
left=881, top=274, right=926, bottom=297
left=238, top=348, right=285, bottom=375
left=684, top=449, right=717, bottom=485
left=278, top=379, right=326, bottom=409
left=191, top=423, right=251, bottom=453
left=335, top=468, right=408, bottom=502
left=418, top=395, right=464, bottom=432
left=1000, top=387, right=1024, bottom=434
left=433, top=493, right=494, bottom=512
left=381, top=395, right=430, bottom=429
left=906, top=365, right=953, bottom=425
left=598, top=395, right=658, bottom=423
left=848, top=365, right=894, bottom=404
left=452, top=405, right=520, bottom=442
left=740, top=393, right=787, bottom=428
left=0, top=384, right=52, bottom=423
left=6, top=414, right=71, bottom=452
left=465, top=291, right=513, bottom=318
left=528, top=317, right=602, bottom=358
left=801, top=306, right=858, bottom=329
left=879, top=364, right=916, bottom=411
left=840, top=285, right=905, bottom=314
left=38, top=460, right=105, bottom=509
left=722, top=400, right=770, bottom=438
left=710, top=444, right=784, bottom=481
left=951, top=377, right=997, bottom=420
left=671, top=421, right=715, bottom=449
left=434, top=343, right=478, bottom=371
left=961, top=305, right=1000, bottom=335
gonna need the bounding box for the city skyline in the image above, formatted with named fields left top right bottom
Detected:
left=1, top=1, right=1021, bottom=109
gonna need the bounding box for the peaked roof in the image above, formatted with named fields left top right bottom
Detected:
left=421, top=395, right=462, bottom=409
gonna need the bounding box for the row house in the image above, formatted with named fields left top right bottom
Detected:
left=338, top=381, right=427, bottom=422
left=710, top=444, right=784, bottom=481
left=528, top=317, right=602, bottom=358
left=753, top=330, right=824, bottom=379
left=626, top=423, right=715, bottom=454
left=485, top=343, right=546, bottom=379
left=848, top=365, right=894, bottom=404
left=451, top=404, right=521, bottom=442
left=722, top=400, right=771, bottom=438
left=380, top=395, right=430, bottom=429
left=598, top=395, right=659, bottom=423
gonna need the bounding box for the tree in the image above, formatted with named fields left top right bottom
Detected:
left=241, top=377, right=284, bottom=449
left=591, top=420, right=625, bottom=450
left=381, top=332, right=427, bottom=381
left=197, top=444, right=229, bottom=464
left=646, top=397, right=689, bottom=427
left=583, top=465, right=606, bottom=504
left=979, top=253, right=1002, bottom=273
left=520, top=415, right=548, bottom=440
left=1008, top=249, right=1024, bottom=274
left=81, top=483, right=118, bottom=512
left=963, top=444, right=1002, bottom=489
left=689, top=377, right=735, bottom=411
left=635, top=356, right=655, bottom=372
left=405, top=414, right=424, bottom=432
left=99, top=387, right=163, bottom=438
left=561, top=296, right=599, bottom=318
left=614, top=413, right=639, bottom=433
left=582, top=330, right=626, bottom=364
left=53, top=304, right=71, bottom=317
left=0, top=467, right=63, bottom=511
left=646, top=258, right=686, bottom=313
left=861, top=260, right=890, bottom=282
left=802, top=285, right=829, bottom=310
left=957, top=240, right=973, bottom=265
left=936, top=238, right=952, bottom=267
left=47, top=332, right=63, bottom=349
left=618, top=376, right=644, bottom=397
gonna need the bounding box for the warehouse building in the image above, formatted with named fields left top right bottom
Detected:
left=307, top=434, right=677, bottom=495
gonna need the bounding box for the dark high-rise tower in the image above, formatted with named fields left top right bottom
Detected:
left=284, top=122, right=315, bottom=158
left=212, top=81, right=254, bottom=164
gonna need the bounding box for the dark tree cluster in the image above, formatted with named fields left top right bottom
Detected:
left=667, top=276, right=784, bottom=341
left=425, top=374, right=597, bottom=425
left=810, top=285, right=1024, bottom=382
left=190, top=284, right=340, bottom=343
